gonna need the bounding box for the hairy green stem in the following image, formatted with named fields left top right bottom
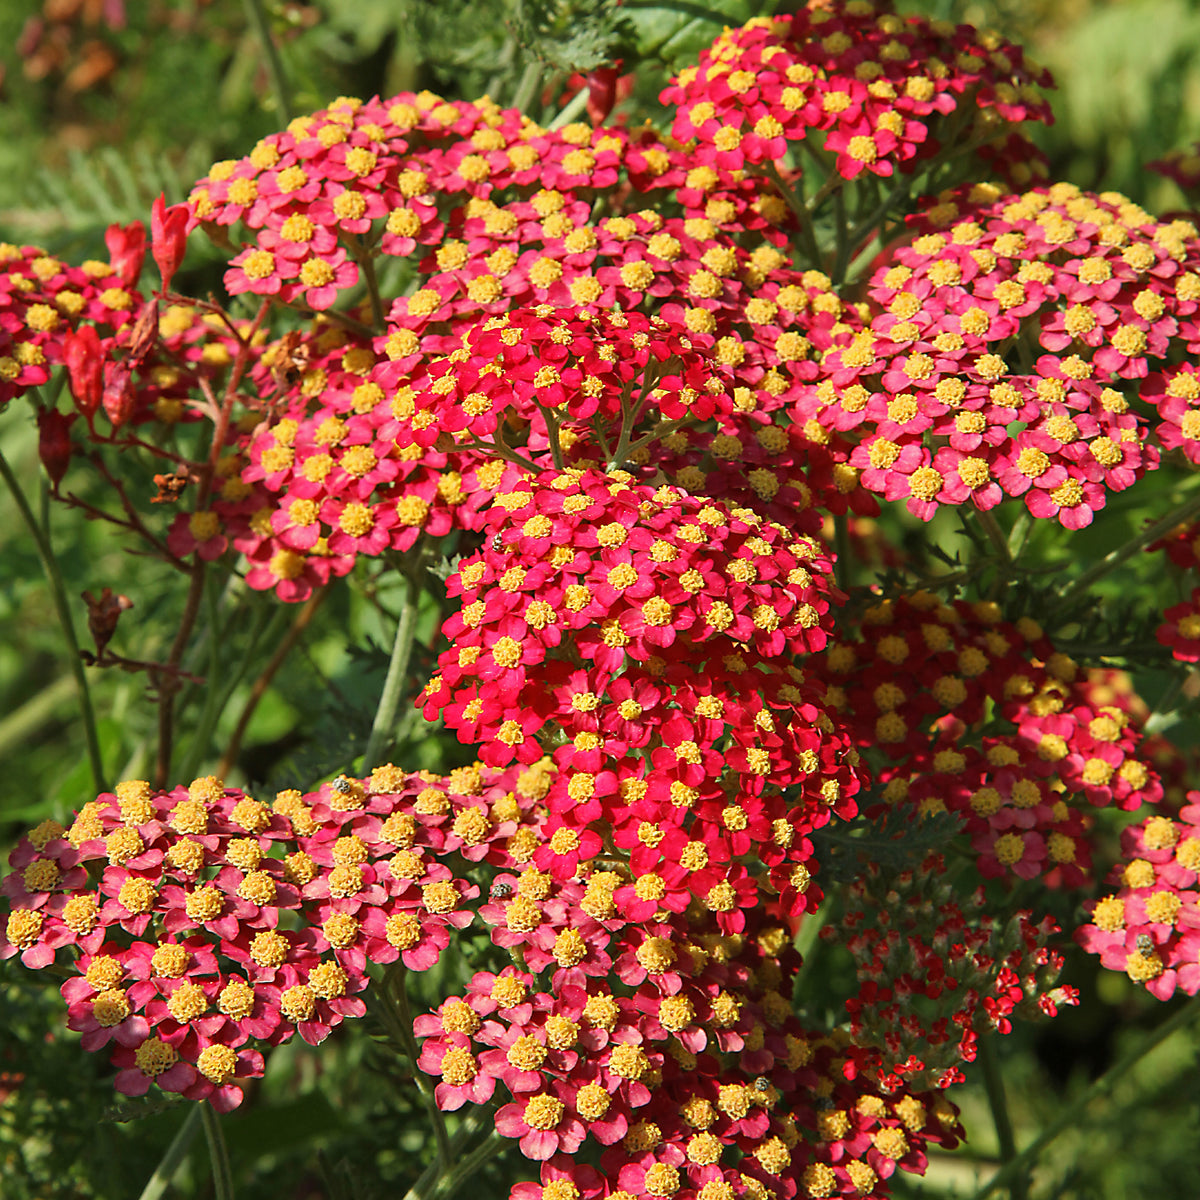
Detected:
left=761, top=161, right=821, bottom=267
left=241, top=0, right=293, bottom=119
left=1055, top=480, right=1200, bottom=612
left=511, top=60, right=543, bottom=115
left=201, top=1102, right=235, bottom=1200
left=0, top=445, right=106, bottom=791
left=968, top=992, right=1200, bottom=1200
left=549, top=85, right=592, bottom=129
left=393, top=966, right=452, bottom=1168
left=436, top=1131, right=506, bottom=1200
left=362, top=570, right=421, bottom=774
left=975, top=508, right=1012, bottom=563
left=137, top=1105, right=202, bottom=1200
left=401, top=1107, right=494, bottom=1200
left=978, top=1036, right=1027, bottom=1200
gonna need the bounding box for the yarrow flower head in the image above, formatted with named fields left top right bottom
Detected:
left=1077, top=795, right=1200, bottom=1000
left=661, top=2, right=1053, bottom=183
left=794, top=182, right=1200, bottom=526
left=422, top=466, right=861, bottom=920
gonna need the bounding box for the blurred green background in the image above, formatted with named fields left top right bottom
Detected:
left=1, top=1, right=1199, bottom=1197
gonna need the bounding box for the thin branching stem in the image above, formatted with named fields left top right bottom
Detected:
left=363, top=569, right=421, bottom=774
left=968, top=993, right=1200, bottom=1200
left=201, top=1102, right=235, bottom=1200
left=1055, top=479, right=1200, bottom=612
left=0, top=445, right=106, bottom=791
left=241, top=0, right=293, bottom=120
left=215, top=585, right=327, bottom=780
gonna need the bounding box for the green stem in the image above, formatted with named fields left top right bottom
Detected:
left=831, top=187, right=851, bottom=285
left=1055, top=480, right=1200, bottom=611
left=0, top=445, right=105, bottom=792
left=976, top=508, right=1012, bottom=564
left=401, top=1108, right=493, bottom=1200
left=761, top=161, right=821, bottom=267
left=215, top=586, right=326, bottom=781
left=435, top=1130, right=506, bottom=1200
left=968, top=992, right=1200, bottom=1200
left=549, top=85, right=591, bottom=129
left=241, top=0, right=293, bottom=119
left=201, top=1102, right=235, bottom=1200
left=978, top=1036, right=1026, bottom=1200
left=137, top=1105, right=203, bottom=1200
left=156, top=561, right=207, bottom=788
left=352, top=237, right=387, bottom=332
left=511, top=60, right=543, bottom=115
left=833, top=513, right=850, bottom=591
left=1145, top=668, right=1196, bottom=734
left=363, top=569, right=421, bottom=774
left=392, top=966, right=452, bottom=1169
left=176, top=570, right=224, bottom=779
left=1007, top=510, right=1033, bottom=559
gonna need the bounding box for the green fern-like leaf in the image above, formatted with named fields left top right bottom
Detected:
left=511, top=0, right=632, bottom=73
left=3, top=142, right=215, bottom=253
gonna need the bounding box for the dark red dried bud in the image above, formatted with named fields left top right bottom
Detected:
left=82, top=587, right=134, bottom=655
left=36, top=408, right=76, bottom=487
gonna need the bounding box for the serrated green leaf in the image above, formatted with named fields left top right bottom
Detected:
left=623, top=0, right=759, bottom=67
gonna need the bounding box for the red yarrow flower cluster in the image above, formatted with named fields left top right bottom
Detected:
left=0, top=762, right=557, bottom=1109
left=795, top=182, right=1199, bottom=526
left=661, top=3, right=1053, bottom=182
left=837, top=855, right=1078, bottom=1089
left=814, top=591, right=1162, bottom=886
left=421, top=466, right=861, bottom=918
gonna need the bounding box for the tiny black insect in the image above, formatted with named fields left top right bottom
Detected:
left=331, top=777, right=354, bottom=794
left=491, top=881, right=514, bottom=898
left=1136, top=933, right=1155, bottom=955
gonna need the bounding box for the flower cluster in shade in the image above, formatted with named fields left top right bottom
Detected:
left=661, top=2, right=1053, bottom=183
left=1151, top=518, right=1200, bottom=665
left=794, top=183, right=1200, bottom=527
left=835, top=855, right=1078, bottom=1090
left=421, top=901, right=967, bottom=1200
left=1076, top=793, right=1200, bottom=1001
left=811, top=591, right=1163, bottom=888
left=421, top=466, right=862, bottom=925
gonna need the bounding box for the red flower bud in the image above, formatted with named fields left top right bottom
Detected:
left=63, top=324, right=105, bottom=420
left=150, top=194, right=190, bottom=293
left=101, top=359, right=136, bottom=429
left=36, top=408, right=76, bottom=488
left=586, top=63, right=630, bottom=125
left=104, top=219, right=146, bottom=288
